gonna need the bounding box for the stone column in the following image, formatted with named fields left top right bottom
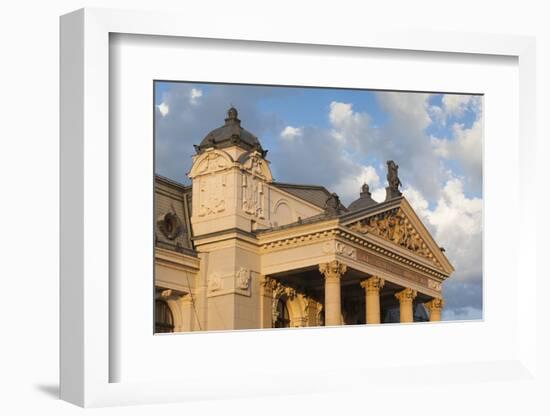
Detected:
left=395, top=288, right=417, bottom=323
left=259, top=275, right=276, bottom=328
left=319, top=260, right=347, bottom=326
left=360, top=276, right=385, bottom=324
left=175, top=294, right=194, bottom=332
left=197, top=252, right=209, bottom=331
left=424, top=298, right=444, bottom=322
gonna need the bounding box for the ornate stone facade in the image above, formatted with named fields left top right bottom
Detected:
left=154, top=108, right=454, bottom=332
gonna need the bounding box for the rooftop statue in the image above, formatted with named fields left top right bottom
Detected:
left=324, top=192, right=343, bottom=215
left=385, top=160, right=402, bottom=200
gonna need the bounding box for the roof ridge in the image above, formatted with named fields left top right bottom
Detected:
left=272, top=181, right=330, bottom=192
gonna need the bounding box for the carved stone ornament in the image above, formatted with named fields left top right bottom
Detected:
left=198, top=174, right=226, bottom=217
left=196, top=151, right=229, bottom=175
left=236, top=267, right=251, bottom=290
left=208, top=272, right=222, bottom=292
left=259, top=275, right=277, bottom=292
left=385, top=160, right=402, bottom=200
left=322, top=241, right=356, bottom=258
left=424, top=297, right=444, bottom=311
left=395, top=288, right=417, bottom=302
left=324, top=192, right=342, bottom=215
left=360, top=276, right=385, bottom=293
left=242, top=152, right=266, bottom=179
left=271, top=282, right=297, bottom=324
left=242, top=173, right=264, bottom=218
left=319, top=260, right=347, bottom=279
left=428, top=280, right=442, bottom=291
left=157, top=206, right=183, bottom=240
left=348, top=208, right=441, bottom=268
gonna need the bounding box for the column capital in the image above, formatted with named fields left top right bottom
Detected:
left=319, top=260, right=347, bottom=280
left=259, top=275, right=277, bottom=291
left=424, top=297, right=444, bottom=311
left=360, top=276, right=385, bottom=292
left=395, top=288, right=417, bottom=302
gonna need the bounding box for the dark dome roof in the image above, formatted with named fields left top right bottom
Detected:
left=194, top=107, right=266, bottom=156
left=348, top=183, right=378, bottom=211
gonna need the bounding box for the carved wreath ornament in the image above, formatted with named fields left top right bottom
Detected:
left=157, top=209, right=183, bottom=240
left=236, top=267, right=250, bottom=290
left=349, top=208, right=441, bottom=267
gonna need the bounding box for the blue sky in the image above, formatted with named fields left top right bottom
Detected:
left=154, top=81, right=483, bottom=321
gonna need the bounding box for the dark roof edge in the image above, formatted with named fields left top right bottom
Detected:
left=192, top=227, right=257, bottom=241
left=338, top=196, right=404, bottom=222
left=155, top=174, right=192, bottom=191
left=255, top=212, right=337, bottom=234
left=271, top=181, right=330, bottom=193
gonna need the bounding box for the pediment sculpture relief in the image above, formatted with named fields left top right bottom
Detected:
left=348, top=208, right=442, bottom=268
left=196, top=151, right=230, bottom=175
left=242, top=153, right=266, bottom=179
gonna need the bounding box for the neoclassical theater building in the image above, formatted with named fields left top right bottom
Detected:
left=154, top=107, right=454, bottom=333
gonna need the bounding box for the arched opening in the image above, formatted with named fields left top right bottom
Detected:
left=274, top=298, right=291, bottom=328
left=155, top=299, right=175, bottom=333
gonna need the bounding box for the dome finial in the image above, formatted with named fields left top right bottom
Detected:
left=361, top=183, right=370, bottom=195
left=226, top=105, right=238, bottom=121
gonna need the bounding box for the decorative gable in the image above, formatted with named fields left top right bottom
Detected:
left=241, top=151, right=272, bottom=182
left=347, top=206, right=444, bottom=270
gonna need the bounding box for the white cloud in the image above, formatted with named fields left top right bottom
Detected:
left=441, top=95, right=481, bottom=118
left=280, top=126, right=302, bottom=140
left=328, top=101, right=369, bottom=146
left=401, top=178, right=483, bottom=319
left=428, top=104, right=446, bottom=126
left=189, top=88, right=203, bottom=104
left=442, top=95, right=470, bottom=116
left=431, top=117, right=483, bottom=192
left=371, top=187, right=386, bottom=203
left=155, top=83, right=285, bottom=183
left=405, top=178, right=482, bottom=282
left=329, top=102, right=352, bottom=125
left=402, top=186, right=430, bottom=219
left=333, top=165, right=380, bottom=203
left=156, top=102, right=169, bottom=117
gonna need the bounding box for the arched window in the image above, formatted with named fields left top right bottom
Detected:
left=274, top=298, right=291, bottom=328
left=155, top=299, right=174, bottom=333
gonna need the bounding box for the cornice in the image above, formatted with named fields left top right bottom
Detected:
left=258, top=223, right=449, bottom=280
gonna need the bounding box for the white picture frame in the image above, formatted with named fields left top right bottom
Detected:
left=60, top=8, right=538, bottom=408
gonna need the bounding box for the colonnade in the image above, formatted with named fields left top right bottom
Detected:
left=318, top=260, right=443, bottom=325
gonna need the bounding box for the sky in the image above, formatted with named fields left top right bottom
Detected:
left=154, top=81, right=483, bottom=321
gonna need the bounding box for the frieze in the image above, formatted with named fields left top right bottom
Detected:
left=428, top=279, right=442, bottom=292
left=356, top=247, right=435, bottom=290
left=322, top=241, right=357, bottom=259
left=260, top=228, right=447, bottom=280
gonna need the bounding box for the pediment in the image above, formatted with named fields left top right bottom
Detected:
left=344, top=199, right=453, bottom=274
left=240, top=151, right=273, bottom=182
left=188, top=149, right=234, bottom=179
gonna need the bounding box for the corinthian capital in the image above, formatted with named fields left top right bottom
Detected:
left=319, top=260, right=347, bottom=280
left=259, top=275, right=277, bottom=290
left=360, top=276, right=385, bottom=293
left=395, top=288, right=417, bottom=302
left=424, top=297, right=444, bottom=311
